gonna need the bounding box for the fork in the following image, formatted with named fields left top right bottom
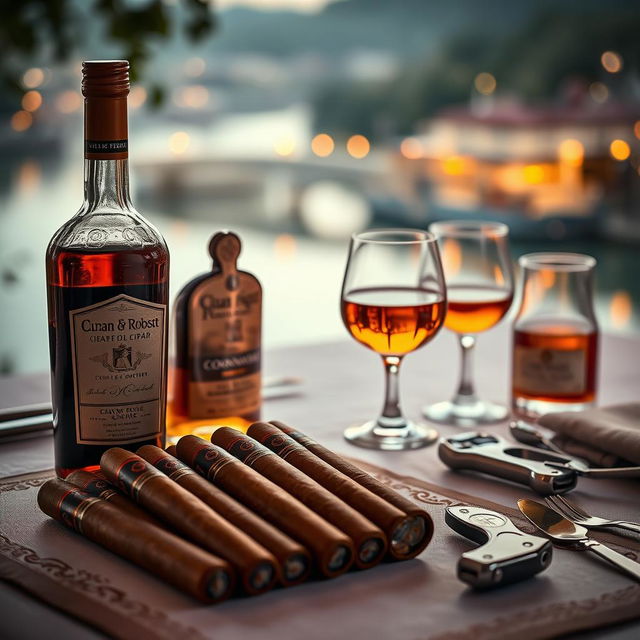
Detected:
left=545, top=495, right=640, bottom=536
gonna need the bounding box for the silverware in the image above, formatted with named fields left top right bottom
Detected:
left=545, top=495, right=640, bottom=536
left=509, top=420, right=569, bottom=456
left=518, top=499, right=640, bottom=582
left=509, top=421, right=640, bottom=479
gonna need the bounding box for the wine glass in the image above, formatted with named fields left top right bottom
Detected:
left=340, top=229, right=447, bottom=450
left=423, top=220, right=514, bottom=426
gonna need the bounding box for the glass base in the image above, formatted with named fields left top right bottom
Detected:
left=512, top=396, right=595, bottom=421
left=422, top=399, right=508, bottom=427
left=344, top=420, right=439, bottom=451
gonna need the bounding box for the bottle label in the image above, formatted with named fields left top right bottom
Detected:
left=69, top=294, right=166, bottom=445
left=513, top=346, right=586, bottom=396
left=187, top=272, right=262, bottom=419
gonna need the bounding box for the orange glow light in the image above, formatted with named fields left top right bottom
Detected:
left=610, top=291, right=632, bottom=329
left=311, top=133, right=334, bottom=157
left=22, top=90, right=42, bottom=112
left=523, top=164, right=545, bottom=184
left=400, top=137, right=423, bottom=160
left=274, top=233, right=297, bottom=261
left=474, top=72, right=496, bottom=95
left=55, top=90, right=82, bottom=114
left=441, top=239, right=462, bottom=278
left=601, top=51, right=623, bottom=74
left=558, top=139, right=584, bottom=167
left=610, top=139, right=630, bottom=161
left=347, top=135, right=370, bottom=159
left=11, top=110, right=33, bottom=132
left=634, top=121, right=640, bottom=140
left=130, top=86, right=147, bottom=109
left=442, top=156, right=466, bottom=175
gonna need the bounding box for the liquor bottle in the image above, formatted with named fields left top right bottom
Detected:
left=46, top=61, right=169, bottom=477
left=511, top=253, right=598, bottom=419
left=168, top=231, right=262, bottom=439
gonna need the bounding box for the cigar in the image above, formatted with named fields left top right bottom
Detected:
left=101, top=448, right=278, bottom=596
left=139, top=445, right=311, bottom=587
left=248, top=422, right=420, bottom=561
left=66, top=469, right=160, bottom=527
left=38, top=478, right=233, bottom=603
left=176, top=435, right=354, bottom=578
left=211, top=428, right=387, bottom=569
left=165, top=444, right=177, bottom=456
left=270, top=421, right=434, bottom=560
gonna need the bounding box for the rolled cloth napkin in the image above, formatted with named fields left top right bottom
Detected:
left=538, top=403, right=640, bottom=466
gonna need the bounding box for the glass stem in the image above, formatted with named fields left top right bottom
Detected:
left=453, top=334, right=478, bottom=406
left=378, top=355, right=407, bottom=428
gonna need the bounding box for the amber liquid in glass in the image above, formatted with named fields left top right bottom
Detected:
left=341, top=287, right=446, bottom=356
left=512, top=320, right=598, bottom=405
left=445, top=285, right=512, bottom=334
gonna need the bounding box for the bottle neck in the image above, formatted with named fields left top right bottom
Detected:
left=83, top=159, right=133, bottom=212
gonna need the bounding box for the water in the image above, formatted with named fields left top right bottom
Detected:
left=0, top=147, right=638, bottom=376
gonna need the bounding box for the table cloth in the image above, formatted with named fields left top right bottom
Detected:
left=1, top=327, right=639, bottom=638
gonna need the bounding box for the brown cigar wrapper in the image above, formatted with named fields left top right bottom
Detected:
left=271, top=421, right=434, bottom=560
left=138, top=445, right=311, bottom=587
left=211, top=428, right=387, bottom=569
left=101, top=448, right=278, bottom=596
left=37, top=478, right=233, bottom=603
left=248, top=422, right=416, bottom=560
left=176, top=435, right=354, bottom=578
left=66, top=469, right=160, bottom=527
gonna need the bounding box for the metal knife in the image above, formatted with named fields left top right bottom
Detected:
left=517, top=499, right=640, bottom=582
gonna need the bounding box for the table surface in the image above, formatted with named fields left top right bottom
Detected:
left=1, top=326, right=640, bottom=639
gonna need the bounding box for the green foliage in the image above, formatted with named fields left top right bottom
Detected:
left=0, top=0, right=216, bottom=98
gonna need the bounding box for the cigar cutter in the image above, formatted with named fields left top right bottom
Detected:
left=445, top=505, right=552, bottom=589
left=438, top=432, right=578, bottom=495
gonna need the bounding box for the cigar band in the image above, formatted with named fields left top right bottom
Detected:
left=287, top=431, right=314, bottom=447
left=228, top=438, right=273, bottom=467
left=260, top=433, right=299, bottom=461
left=154, top=456, right=194, bottom=482
left=80, top=477, right=117, bottom=501
left=115, top=458, right=156, bottom=500
left=194, top=447, right=232, bottom=481
left=58, top=489, right=102, bottom=534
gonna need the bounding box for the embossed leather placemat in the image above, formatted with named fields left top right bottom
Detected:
left=1, top=463, right=639, bottom=640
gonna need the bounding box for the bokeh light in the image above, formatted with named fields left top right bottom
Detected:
left=11, top=111, right=33, bottom=132
left=523, top=164, right=545, bottom=184
left=635, top=121, right=640, bottom=140
left=610, top=139, right=630, bottom=161
left=130, top=86, right=147, bottom=109
left=22, top=68, right=45, bottom=89
left=610, top=291, right=632, bottom=329
left=311, top=133, right=334, bottom=157
left=346, top=134, right=370, bottom=159
left=589, top=82, right=608, bottom=103
left=184, top=57, right=206, bottom=77
left=274, top=233, right=297, bottom=261
left=169, top=131, right=190, bottom=155
left=601, top=51, right=623, bottom=73
left=474, top=72, right=496, bottom=95
left=22, top=91, right=42, bottom=112
left=274, top=137, right=296, bottom=157
left=400, top=137, right=423, bottom=159
left=442, top=156, right=466, bottom=175
left=557, top=139, right=584, bottom=167
left=55, top=91, right=82, bottom=114
left=176, top=85, right=209, bottom=109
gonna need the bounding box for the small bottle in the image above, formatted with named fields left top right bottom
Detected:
left=46, top=61, right=169, bottom=477
left=169, top=231, right=262, bottom=439
left=511, top=253, right=598, bottom=419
